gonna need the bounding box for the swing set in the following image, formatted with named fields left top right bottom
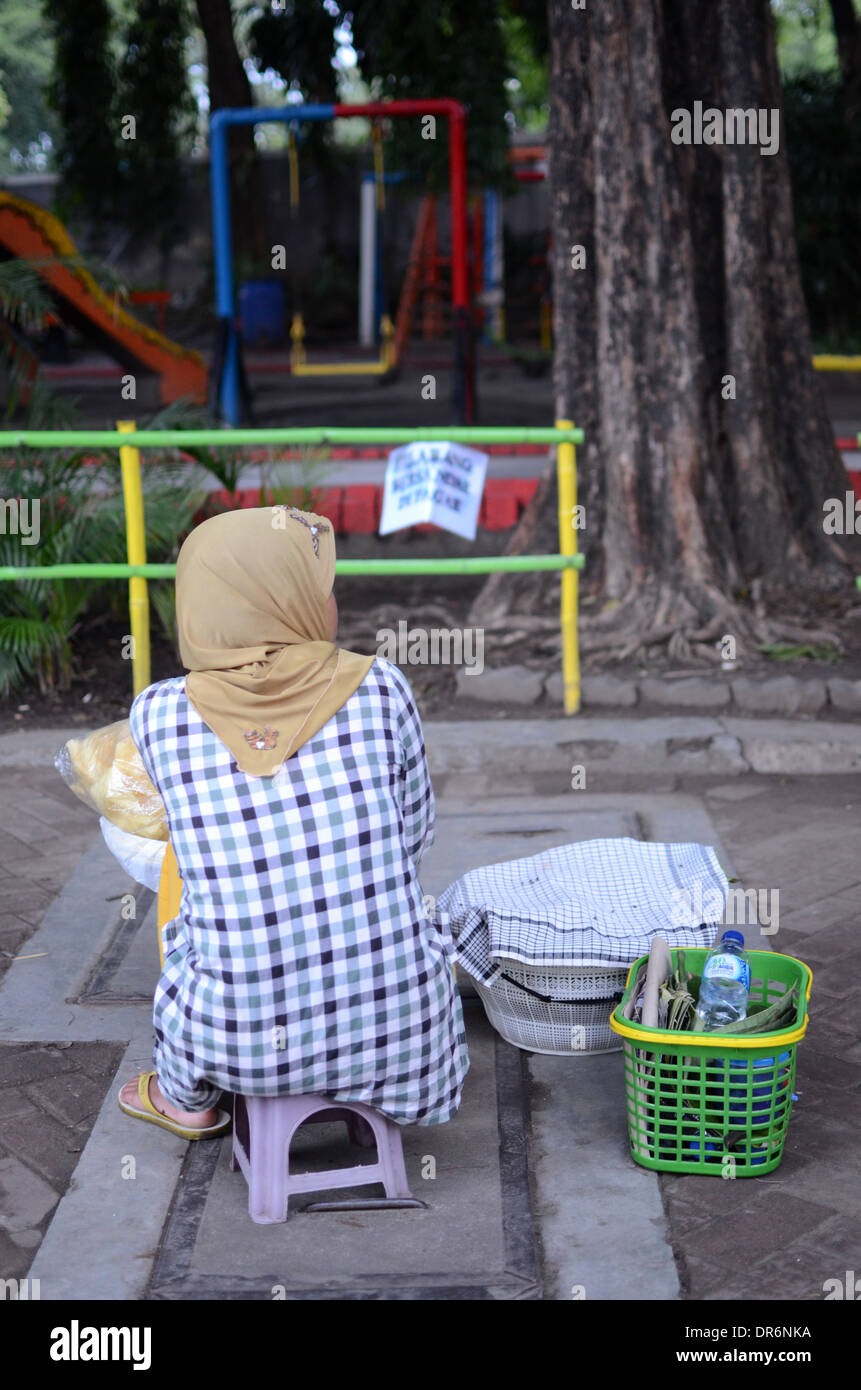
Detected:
left=210, top=100, right=474, bottom=424
left=286, top=119, right=396, bottom=377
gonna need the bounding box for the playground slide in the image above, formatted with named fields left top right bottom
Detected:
left=0, top=191, right=206, bottom=405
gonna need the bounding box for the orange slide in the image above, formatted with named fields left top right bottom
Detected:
left=0, top=191, right=206, bottom=404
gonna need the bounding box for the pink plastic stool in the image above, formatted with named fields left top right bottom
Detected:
left=230, top=1094, right=419, bottom=1224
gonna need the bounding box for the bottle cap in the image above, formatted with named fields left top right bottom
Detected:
left=722, top=930, right=744, bottom=946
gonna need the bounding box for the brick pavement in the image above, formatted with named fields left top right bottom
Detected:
left=0, top=741, right=858, bottom=1299
left=660, top=775, right=861, bottom=1302
left=0, top=1043, right=125, bottom=1279
left=0, top=764, right=124, bottom=1280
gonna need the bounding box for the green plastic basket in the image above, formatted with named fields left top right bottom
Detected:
left=609, top=949, right=812, bottom=1177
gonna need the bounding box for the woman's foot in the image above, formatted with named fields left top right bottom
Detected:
left=119, top=1073, right=218, bottom=1129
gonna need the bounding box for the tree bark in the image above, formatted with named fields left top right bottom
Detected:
left=195, top=0, right=268, bottom=272
left=471, top=0, right=859, bottom=659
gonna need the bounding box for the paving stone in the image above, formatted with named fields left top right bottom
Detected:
left=0, top=887, right=53, bottom=923
left=775, top=898, right=858, bottom=937
left=785, top=1113, right=861, bottom=1163
left=0, top=1154, right=59, bottom=1234
left=796, top=955, right=858, bottom=1003
left=0, top=1225, right=31, bottom=1282
left=0, top=1047, right=79, bottom=1088
left=666, top=733, right=748, bottom=774
left=731, top=1246, right=837, bottom=1302
left=731, top=675, right=826, bottom=715
left=661, top=1172, right=751, bottom=1214
left=0, top=829, right=43, bottom=863
left=749, top=865, right=861, bottom=917
left=802, top=918, right=861, bottom=957
left=454, top=664, right=544, bottom=704
left=26, top=1072, right=106, bottom=1128
left=794, top=1046, right=861, bottom=1096
left=0, top=1089, right=40, bottom=1122
left=0, top=921, right=33, bottom=958
left=677, top=1191, right=833, bottom=1268
left=0, top=1112, right=85, bottom=1190
left=681, top=1255, right=737, bottom=1299
left=72, top=1044, right=125, bottom=1084
left=638, top=676, right=731, bottom=709
left=799, top=1015, right=860, bottom=1065
left=827, top=677, right=861, bottom=714
left=9, top=1228, right=43, bottom=1251
left=799, top=1215, right=861, bottom=1268
left=724, top=718, right=861, bottom=774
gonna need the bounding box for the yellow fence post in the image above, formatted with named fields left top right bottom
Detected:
left=556, top=418, right=580, bottom=714
left=117, top=419, right=151, bottom=696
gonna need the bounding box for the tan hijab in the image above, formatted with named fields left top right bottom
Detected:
left=176, top=506, right=374, bottom=776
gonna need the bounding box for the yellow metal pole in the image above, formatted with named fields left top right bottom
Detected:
left=380, top=313, right=396, bottom=369
left=812, top=354, right=861, bottom=371
left=290, top=312, right=307, bottom=368
left=118, top=420, right=151, bottom=696
left=556, top=417, right=580, bottom=714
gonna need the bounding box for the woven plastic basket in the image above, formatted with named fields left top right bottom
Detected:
left=609, top=948, right=812, bottom=1176
left=473, top=959, right=629, bottom=1055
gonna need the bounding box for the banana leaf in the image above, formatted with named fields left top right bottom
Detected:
left=704, top=986, right=800, bottom=1036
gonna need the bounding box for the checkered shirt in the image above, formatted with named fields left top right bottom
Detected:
left=129, top=658, right=468, bottom=1123
left=436, top=838, right=728, bottom=983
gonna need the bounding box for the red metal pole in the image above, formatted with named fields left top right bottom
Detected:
left=333, top=99, right=469, bottom=314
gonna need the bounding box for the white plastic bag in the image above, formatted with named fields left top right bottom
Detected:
left=99, top=816, right=167, bottom=892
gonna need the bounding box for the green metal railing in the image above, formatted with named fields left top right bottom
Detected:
left=0, top=427, right=583, bottom=449
left=0, top=424, right=586, bottom=710
left=0, top=556, right=584, bottom=581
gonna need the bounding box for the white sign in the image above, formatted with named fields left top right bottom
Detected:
left=379, top=441, right=488, bottom=540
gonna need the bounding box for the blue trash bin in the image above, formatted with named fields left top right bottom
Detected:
left=239, top=281, right=286, bottom=348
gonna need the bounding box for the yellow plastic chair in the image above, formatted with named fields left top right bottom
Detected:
left=156, top=841, right=182, bottom=968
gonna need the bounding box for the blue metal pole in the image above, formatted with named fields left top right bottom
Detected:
left=482, top=188, right=501, bottom=346
left=210, top=111, right=239, bottom=425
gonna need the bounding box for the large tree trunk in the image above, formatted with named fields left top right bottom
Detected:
left=195, top=0, right=268, bottom=273
left=471, top=0, right=859, bottom=662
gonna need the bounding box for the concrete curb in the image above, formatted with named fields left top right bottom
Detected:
left=427, top=715, right=861, bottom=776
left=3, top=715, right=861, bottom=781
left=453, top=667, right=861, bottom=718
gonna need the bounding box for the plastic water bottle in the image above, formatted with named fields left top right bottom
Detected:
left=695, top=931, right=751, bottom=1030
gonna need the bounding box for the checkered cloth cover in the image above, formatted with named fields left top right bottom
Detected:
left=128, top=658, right=468, bottom=1124
left=435, top=838, right=728, bottom=985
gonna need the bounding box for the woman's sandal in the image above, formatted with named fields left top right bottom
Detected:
left=118, top=1071, right=232, bottom=1140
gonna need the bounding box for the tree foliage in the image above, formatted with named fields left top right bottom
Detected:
left=0, top=0, right=59, bottom=173
left=117, top=0, right=197, bottom=246
left=41, top=0, right=193, bottom=243
left=783, top=69, right=861, bottom=341
left=42, top=0, right=121, bottom=223
left=349, top=0, right=513, bottom=189
left=246, top=0, right=339, bottom=105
